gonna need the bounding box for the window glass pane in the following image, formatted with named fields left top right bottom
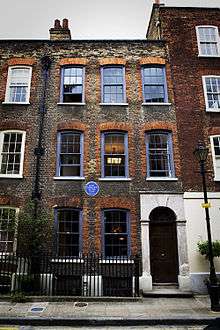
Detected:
left=56, top=209, right=80, bottom=257
left=205, top=77, right=220, bottom=109
left=0, top=208, right=16, bottom=252
left=62, top=67, right=83, bottom=103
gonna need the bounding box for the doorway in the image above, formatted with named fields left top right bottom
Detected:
left=149, top=207, right=179, bottom=284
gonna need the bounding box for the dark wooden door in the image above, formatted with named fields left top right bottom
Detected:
left=150, top=222, right=179, bottom=283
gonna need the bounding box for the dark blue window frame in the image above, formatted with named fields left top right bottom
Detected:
left=60, top=66, right=85, bottom=103
left=101, top=66, right=126, bottom=103
left=102, top=209, right=131, bottom=258
left=54, top=208, right=83, bottom=257
left=146, top=131, right=175, bottom=178
left=141, top=66, right=168, bottom=103
left=56, top=131, right=84, bottom=178
left=101, top=131, right=129, bottom=178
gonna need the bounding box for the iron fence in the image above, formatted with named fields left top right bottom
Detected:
left=0, top=253, right=140, bottom=297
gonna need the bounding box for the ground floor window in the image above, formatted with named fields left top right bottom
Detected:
left=0, top=207, right=16, bottom=253
left=55, top=209, right=82, bottom=257
left=103, top=209, right=130, bottom=257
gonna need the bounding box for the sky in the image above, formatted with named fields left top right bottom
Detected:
left=0, top=0, right=219, bottom=40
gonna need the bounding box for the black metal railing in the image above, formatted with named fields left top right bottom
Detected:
left=0, top=253, right=140, bottom=297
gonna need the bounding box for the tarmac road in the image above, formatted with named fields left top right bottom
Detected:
left=0, top=325, right=207, bottom=329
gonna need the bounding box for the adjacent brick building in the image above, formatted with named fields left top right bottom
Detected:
left=147, top=3, right=220, bottom=293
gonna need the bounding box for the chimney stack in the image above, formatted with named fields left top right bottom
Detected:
left=154, top=0, right=160, bottom=4
left=49, top=18, right=71, bottom=41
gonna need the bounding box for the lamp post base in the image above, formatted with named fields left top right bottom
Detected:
left=207, top=282, right=220, bottom=311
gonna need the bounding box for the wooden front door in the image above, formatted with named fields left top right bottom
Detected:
left=150, top=221, right=179, bottom=284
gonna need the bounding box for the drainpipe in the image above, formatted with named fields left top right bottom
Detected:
left=32, top=55, right=51, bottom=216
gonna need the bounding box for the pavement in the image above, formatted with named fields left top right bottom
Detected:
left=0, top=296, right=219, bottom=327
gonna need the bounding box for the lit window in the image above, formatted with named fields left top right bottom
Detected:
left=0, top=131, right=26, bottom=178
left=203, top=76, right=220, bottom=111
left=103, top=209, right=130, bottom=257
left=61, top=67, right=84, bottom=103
left=102, top=132, right=128, bottom=178
left=196, top=26, right=220, bottom=57
left=101, top=66, right=126, bottom=103
left=142, top=66, right=168, bottom=103
left=5, top=66, right=32, bottom=103
left=146, top=132, right=174, bottom=178
left=210, top=136, right=220, bottom=180
left=57, top=131, right=83, bottom=177
left=0, top=208, right=16, bottom=253
left=55, top=209, right=82, bottom=257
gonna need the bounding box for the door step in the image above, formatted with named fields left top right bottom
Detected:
left=143, top=285, right=193, bottom=298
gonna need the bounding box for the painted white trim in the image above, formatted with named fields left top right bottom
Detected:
left=196, top=26, right=220, bottom=57
left=99, top=103, right=128, bottom=106
left=99, top=177, right=132, bottom=181
left=0, top=130, right=26, bottom=178
left=57, top=102, right=86, bottom=106
left=51, top=259, right=84, bottom=263
left=184, top=191, right=220, bottom=199
left=99, top=260, right=134, bottom=264
left=210, top=135, right=220, bottom=180
left=5, top=66, right=32, bottom=104
left=146, top=177, right=178, bottom=181
left=202, top=76, right=220, bottom=111
left=2, top=102, right=30, bottom=105
left=53, top=176, right=85, bottom=180
left=142, top=102, right=171, bottom=106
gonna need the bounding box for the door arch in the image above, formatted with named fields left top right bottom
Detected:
left=149, top=206, right=179, bottom=284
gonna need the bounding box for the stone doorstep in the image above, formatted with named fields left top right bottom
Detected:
left=142, top=286, right=193, bottom=298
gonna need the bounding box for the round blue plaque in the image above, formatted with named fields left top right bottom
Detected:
left=85, top=181, right=100, bottom=197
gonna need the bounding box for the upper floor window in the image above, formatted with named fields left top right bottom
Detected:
left=55, top=209, right=82, bottom=257
left=196, top=26, right=220, bottom=57
left=101, top=66, right=126, bottom=104
left=142, top=66, right=168, bottom=103
left=103, top=209, right=130, bottom=257
left=202, top=76, right=220, bottom=111
left=210, top=136, right=220, bottom=181
left=0, top=131, right=26, bottom=178
left=146, top=131, right=174, bottom=178
left=101, top=132, right=128, bottom=178
left=5, top=66, right=32, bottom=103
left=0, top=207, right=17, bottom=253
left=56, top=131, right=83, bottom=178
left=60, top=67, right=84, bottom=103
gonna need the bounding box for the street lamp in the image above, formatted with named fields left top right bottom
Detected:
left=194, top=143, right=220, bottom=312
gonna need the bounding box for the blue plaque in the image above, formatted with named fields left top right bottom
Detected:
left=85, top=181, right=100, bottom=197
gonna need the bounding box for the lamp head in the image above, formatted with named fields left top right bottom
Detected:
left=193, top=142, right=209, bottom=163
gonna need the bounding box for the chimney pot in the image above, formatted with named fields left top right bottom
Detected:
left=155, top=0, right=160, bottom=4
left=62, top=18, right=69, bottom=29
left=54, top=19, right=61, bottom=29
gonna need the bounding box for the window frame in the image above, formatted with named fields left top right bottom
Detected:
left=141, top=65, right=168, bottom=104
left=0, top=130, right=26, bottom=179
left=196, top=26, right=220, bottom=57
left=202, top=75, right=220, bottom=112
left=145, top=131, right=175, bottom=179
left=101, top=65, right=126, bottom=104
left=210, top=135, right=220, bottom=181
left=56, top=131, right=84, bottom=179
left=60, top=66, right=85, bottom=104
left=102, top=209, right=131, bottom=258
left=0, top=206, right=18, bottom=254
left=101, top=131, right=129, bottom=178
left=4, top=66, right=32, bottom=104
left=54, top=208, right=83, bottom=258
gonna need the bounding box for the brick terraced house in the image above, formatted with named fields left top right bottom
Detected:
left=147, top=3, right=220, bottom=293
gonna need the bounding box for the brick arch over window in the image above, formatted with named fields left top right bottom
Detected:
left=140, top=122, right=180, bottom=178
left=95, top=123, right=135, bottom=177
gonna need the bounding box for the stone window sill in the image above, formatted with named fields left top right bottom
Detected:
left=2, top=102, right=30, bottom=105
left=53, top=176, right=85, bottom=180
left=57, top=102, right=86, bottom=106
left=99, top=103, right=128, bottom=106
left=99, top=177, right=132, bottom=181
left=146, top=177, right=178, bottom=181
left=0, top=175, right=23, bottom=179
left=142, top=102, right=171, bottom=106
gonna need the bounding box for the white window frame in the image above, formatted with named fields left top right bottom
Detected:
left=0, top=206, right=19, bottom=254
left=210, top=135, right=220, bottom=181
left=202, top=75, right=220, bottom=112
left=196, top=26, right=220, bottom=57
left=4, top=66, right=32, bottom=104
left=0, top=130, right=26, bottom=178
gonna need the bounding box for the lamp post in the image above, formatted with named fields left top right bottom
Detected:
left=194, top=143, right=220, bottom=311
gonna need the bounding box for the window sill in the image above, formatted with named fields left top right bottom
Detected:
left=206, top=108, right=220, bottom=112
left=142, top=102, right=171, bottom=106
left=99, top=103, right=128, bottom=106
left=2, top=102, right=30, bottom=105
left=53, top=176, right=85, bottom=180
left=146, top=177, right=178, bottom=181
left=51, top=258, right=84, bottom=263
left=99, top=177, right=132, bottom=181
left=0, top=175, right=23, bottom=179
left=214, top=178, right=220, bottom=182
left=57, top=102, right=86, bottom=106
left=198, top=55, right=220, bottom=58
